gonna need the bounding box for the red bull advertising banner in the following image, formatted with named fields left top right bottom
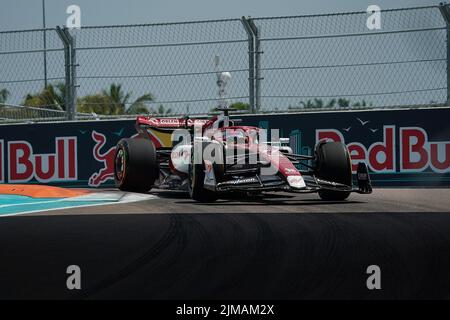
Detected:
left=0, top=107, right=449, bottom=187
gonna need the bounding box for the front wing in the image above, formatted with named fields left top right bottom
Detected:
left=208, top=162, right=372, bottom=195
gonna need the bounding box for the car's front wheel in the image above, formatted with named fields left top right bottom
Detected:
left=315, top=141, right=352, bottom=201
left=188, top=154, right=218, bottom=203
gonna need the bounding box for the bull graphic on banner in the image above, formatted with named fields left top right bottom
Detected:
left=88, top=130, right=138, bottom=187
left=88, top=131, right=116, bottom=187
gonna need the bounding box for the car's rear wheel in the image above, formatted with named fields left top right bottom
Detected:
left=315, top=141, right=352, bottom=201
left=114, top=138, right=158, bottom=193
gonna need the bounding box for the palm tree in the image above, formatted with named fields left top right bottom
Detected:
left=292, top=98, right=371, bottom=110
left=326, top=99, right=337, bottom=108
left=77, top=84, right=154, bottom=115
left=23, top=83, right=65, bottom=110
left=298, top=100, right=316, bottom=109
left=337, top=98, right=350, bottom=108
left=102, top=84, right=128, bottom=115
left=0, top=88, right=10, bottom=104
left=126, top=93, right=154, bottom=114
left=77, top=94, right=111, bottom=114
left=313, top=98, right=324, bottom=108
left=102, top=84, right=154, bottom=115
left=352, top=100, right=367, bottom=107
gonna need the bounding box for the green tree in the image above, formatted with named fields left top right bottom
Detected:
left=229, top=102, right=251, bottom=111
left=313, top=98, right=324, bottom=108
left=0, top=88, right=10, bottom=104
left=102, top=84, right=154, bottom=115
left=76, top=84, right=154, bottom=115
left=127, top=93, right=154, bottom=114
left=352, top=100, right=367, bottom=107
left=296, top=99, right=316, bottom=109
left=102, top=83, right=128, bottom=115
left=291, top=98, right=370, bottom=110
left=326, top=99, right=337, bottom=108
left=23, top=83, right=65, bottom=110
left=337, top=98, right=350, bottom=108
left=77, top=94, right=110, bottom=114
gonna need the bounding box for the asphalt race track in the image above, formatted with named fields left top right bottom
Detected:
left=44, top=187, right=450, bottom=214
left=1, top=188, right=450, bottom=299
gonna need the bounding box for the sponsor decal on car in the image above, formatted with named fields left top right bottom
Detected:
left=221, top=177, right=259, bottom=186
left=287, top=175, right=306, bottom=188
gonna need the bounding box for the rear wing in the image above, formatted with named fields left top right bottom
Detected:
left=135, top=116, right=215, bottom=149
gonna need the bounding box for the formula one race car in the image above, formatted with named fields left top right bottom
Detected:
left=113, top=109, right=372, bottom=202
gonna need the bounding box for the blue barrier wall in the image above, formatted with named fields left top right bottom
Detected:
left=0, top=107, right=449, bottom=187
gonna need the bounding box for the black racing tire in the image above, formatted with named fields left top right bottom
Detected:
left=188, top=149, right=218, bottom=203
left=114, top=138, right=158, bottom=193
left=315, top=141, right=352, bottom=201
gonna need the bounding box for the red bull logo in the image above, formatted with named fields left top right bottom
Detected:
left=316, top=125, right=450, bottom=174
left=88, top=131, right=116, bottom=187
left=5, top=137, right=77, bottom=183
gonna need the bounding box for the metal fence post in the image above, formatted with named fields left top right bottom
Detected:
left=241, top=17, right=256, bottom=113
left=56, top=26, right=72, bottom=120
left=248, top=19, right=262, bottom=112
left=56, top=27, right=76, bottom=120
left=66, top=31, right=77, bottom=120
left=42, top=0, right=47, bottom=87
left=440, top=2, right=450, bottom=106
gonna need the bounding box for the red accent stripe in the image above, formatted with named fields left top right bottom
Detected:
left=57, top=139, right=65, bottom=179
left=148, top=135, right=162, bottom=148
left=68, top=139, right=76, bottom=178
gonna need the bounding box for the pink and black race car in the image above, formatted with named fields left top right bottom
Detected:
left=113, top=109, right=372, bottom=202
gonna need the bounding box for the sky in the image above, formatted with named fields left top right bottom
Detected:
left=0, top=0, right=440, bottom=31
left=0, top=0, right=445, bottom=113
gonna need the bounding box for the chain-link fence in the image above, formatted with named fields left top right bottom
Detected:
left=0, top=28, right=66, bottom=110
left=0, top=103, right=67, bottom=123
left=69, top=19, right=250, bottom=117
left=0, top=4, right=449, bottom=123
left=253, top=5, right=448, bottom=112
